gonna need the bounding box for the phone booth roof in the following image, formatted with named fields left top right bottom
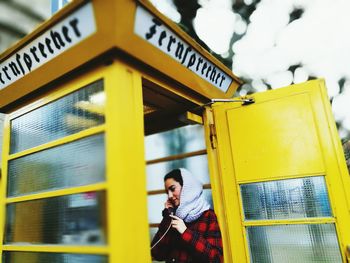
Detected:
left=0, top=0, right=242, bottom=110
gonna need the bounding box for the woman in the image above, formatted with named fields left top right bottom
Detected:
left=151, top=168, right=223, bottom=263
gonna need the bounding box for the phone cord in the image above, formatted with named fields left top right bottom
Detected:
left=150, top=221, right=172, bottom=250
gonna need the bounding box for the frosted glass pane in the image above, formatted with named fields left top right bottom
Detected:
left=145, top=125, right=205, bottom=160
left=148, top=194, right=167, bottom=223
left=146, top=155, right=209, bottom=191
left=247, top=224, right=342, bottom=263
left=5, top=191, right=106, bottom=245
left=203, top=189, right=214, bottom=209
left=241, top=176, right=332, bottom=220
left=147, top=189, right=213, bottom=223
left=2, top=252, right=108, bottom=263
left=149, top=227, right=158, bottom=244
left=343, top=140, right=350, bottom=174
left=8, top=134, right=105, bottom=197
left=10, top=80, right=105, bottom=153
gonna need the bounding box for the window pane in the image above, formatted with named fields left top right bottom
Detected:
left=241, top=176, right=332, bottom=220
left=246, top=224, right=342, bottom=263
left=8, top=134, right=105, bottom=197
left=146, top=154, right=209, bottom=191
left=147, top=194, right=167, bottom=224
left=2, top=252, right=108, bottom=263
left=203, top=189, right=214, bottom=209
left=343, top=139, right=350, bottom=174
left=149, top=227, right=158, bottom=244
left=145, top=125, right=205, bottom=160
left=10, top=79, right=105, bottom=154
left=5, top=191, right=106, bottom=245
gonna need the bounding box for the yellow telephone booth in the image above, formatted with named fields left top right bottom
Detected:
left=0, top=0, right=349, bottom=262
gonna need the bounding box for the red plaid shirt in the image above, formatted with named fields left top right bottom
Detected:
left=151, top=209, right=223, bottom=263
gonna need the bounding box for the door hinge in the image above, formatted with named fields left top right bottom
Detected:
left=210, top=97, right=255, bottom=105
left=192, top=96, right=255, bottom=112
left=209, top=123, right=217, bottom=149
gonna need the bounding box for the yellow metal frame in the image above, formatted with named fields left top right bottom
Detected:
left=207, top=79, right=350, bottom=262
left=0, top=0, right=242, bottom=110
left=0, top=60, right=150, bottom=262
left=203, top=106, right=246, bottom=263
left=0, top=63, right=110, bottom=257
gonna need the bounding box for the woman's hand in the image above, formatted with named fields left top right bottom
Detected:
left=170, top=215, right=187, bottom=234
left=164, top=199, right=174, bottom=209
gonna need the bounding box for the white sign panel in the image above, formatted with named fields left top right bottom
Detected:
left=134, top=6, right=233, bottom=92
left=0, top=2, right=96, bottom=90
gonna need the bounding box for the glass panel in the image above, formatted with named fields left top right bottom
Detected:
left=149, top=227, right=158, bottom=244
left=145, top=125, right=205, bottom=160
left=10, top=79, right=105, bottom=154
left=203, top=189, right=214, bottom=209
left=147, top=189, right=213, bottom=223
left=0, top=113, right=5, bottom=163
left=2, top=252, right=108, bottom=263
left=8, top=134, right=105, bottom=197
left=146, top=155, right=209, bottom=191
left=240, top=176, right=332, bottom=220
left=246, top=224, right=342, bottom=263
left=148, top=193, right=167, bottom=224
left=5, top=191, right=106, bottom=245
left=343, top=139, right=350, bottom=174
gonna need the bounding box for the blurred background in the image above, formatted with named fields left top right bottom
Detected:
left=0, top=0, right=349, bottom=144
left=148, top=0, right=350, bottom=143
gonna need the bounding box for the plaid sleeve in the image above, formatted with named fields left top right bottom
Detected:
left=181, top=210, right=223, bottom=262
left=151, top=212, right=172, bottom=260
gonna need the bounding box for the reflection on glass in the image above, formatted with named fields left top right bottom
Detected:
left=147, top=189, right=213, bottom=224
left=246, top=224, right=342, bottom=263
left=2, top=252, right=108, bottom=263
left=145, top=125, right=205, bottom=160
left=342, top=140, right=350, bottom=173
left=241, top=176, right=332, bottom=220
left=146, top=155, right=209, bottom=191
left=10, top=79, right=105, bottom=154
left=8, top=134, right=105, bottom=197
left=5, top=191, right=106, bottom=245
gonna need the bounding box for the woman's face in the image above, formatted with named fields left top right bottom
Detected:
left=165, top=178, right=182, bottom=207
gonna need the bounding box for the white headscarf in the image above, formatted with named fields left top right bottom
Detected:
left=175, top=168, right=211, bottom=223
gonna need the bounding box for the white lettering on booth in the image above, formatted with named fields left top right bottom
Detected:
left=0, top=3, right=96, bottom=90
left=134, top=6, right=233, bottom=92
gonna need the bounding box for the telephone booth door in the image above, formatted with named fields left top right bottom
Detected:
left=207, top=79, right=350, bottom=262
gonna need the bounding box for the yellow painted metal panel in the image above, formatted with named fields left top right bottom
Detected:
left=2, top=245, right=108, bottom=254
left=0, top=115, right=11, bottom=261
left=205, top=106, right=248, bottom=263
left=6, top=182, right=107, bottom=204
left=226, top=92, right=325, bottom=182
left=104, top=61, right=151, bottom=262
left=203, top=107, right=234, bottom=263
left=210, top=79, right=350, bottom=262
left=243, top=217, right=335, bottom=227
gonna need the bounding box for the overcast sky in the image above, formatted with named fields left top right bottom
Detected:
left=151, top=0, right=350, bottom=140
